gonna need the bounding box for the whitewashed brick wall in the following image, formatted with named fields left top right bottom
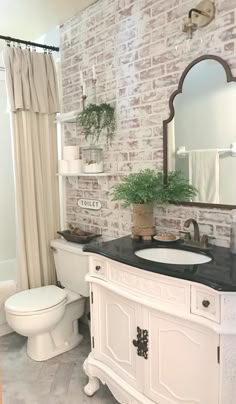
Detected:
left=60, top=0, right=236, bottom=247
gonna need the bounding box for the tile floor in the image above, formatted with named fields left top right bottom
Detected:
left=0, top=325, right=119, bottom=404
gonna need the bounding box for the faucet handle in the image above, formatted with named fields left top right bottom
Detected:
left=179, top=230, right=191, bottom=241
left=201, top=234, right=215, bottom=248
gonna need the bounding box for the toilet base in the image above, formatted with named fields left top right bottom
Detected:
left=27, top=328, right=83, bottom=361
left=27, top=295, right=85, bottom=361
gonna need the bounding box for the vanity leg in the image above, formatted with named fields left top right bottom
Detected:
left=83, top=357, right=100, bottom=396
left=84, top=376, right=100, bottom=396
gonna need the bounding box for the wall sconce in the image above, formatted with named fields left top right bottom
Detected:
left=80, top=66, right=97, bottom=109
left=183, top=0, right=215, bottom=39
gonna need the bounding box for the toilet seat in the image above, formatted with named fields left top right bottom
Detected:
left=5, top=285, right=67, bottom=316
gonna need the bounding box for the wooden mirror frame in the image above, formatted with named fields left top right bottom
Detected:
left=163, top=54, right=236, bottom=210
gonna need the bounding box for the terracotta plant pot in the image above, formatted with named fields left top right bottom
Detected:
left=131, top=203, right=156, bottom=240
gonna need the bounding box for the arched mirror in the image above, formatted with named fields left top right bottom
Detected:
left=163, top=55, right=236, bottom=209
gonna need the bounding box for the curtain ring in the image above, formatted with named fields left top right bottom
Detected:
left=44, top=48, right=47, bottom=54
left=6, top=40, right=11, bottom=47
left=32, top=46, right=36, bottom=52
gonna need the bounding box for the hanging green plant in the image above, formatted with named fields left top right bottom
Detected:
left=77, top=103, right=116, bottom=145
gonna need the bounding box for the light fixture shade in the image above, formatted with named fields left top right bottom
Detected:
left=183, top=18, right=198, bottom=39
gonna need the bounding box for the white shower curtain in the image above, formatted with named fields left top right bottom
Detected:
left=4, top=47, right=60, bottom=290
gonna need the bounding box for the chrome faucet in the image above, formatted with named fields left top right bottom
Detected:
left=180, top=218, right=215, bottom=249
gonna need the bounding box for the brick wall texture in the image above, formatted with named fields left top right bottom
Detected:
left=60, top=0, right=236, bottom=247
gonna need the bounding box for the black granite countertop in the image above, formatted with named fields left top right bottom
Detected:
left=84, top=236, right=236, bottom=292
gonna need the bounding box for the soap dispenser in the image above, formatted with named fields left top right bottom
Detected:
left=230, top=210, right=236, bottom=254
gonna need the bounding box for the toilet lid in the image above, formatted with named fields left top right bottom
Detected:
left=5, top=285, right=67, bottom=314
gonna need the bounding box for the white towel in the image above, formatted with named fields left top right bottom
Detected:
left=189, top=150, right=220, bottom=203
left=168, top=118, right=176, bottom=171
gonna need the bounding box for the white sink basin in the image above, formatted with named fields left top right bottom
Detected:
left=135, top=248, right=212, bottom=265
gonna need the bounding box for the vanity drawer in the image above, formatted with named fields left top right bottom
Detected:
left=90, top=257, right=107, bottom=279
left=191, top=286, right=220, bottom=323
left=108, top=261, right=190, bottom=312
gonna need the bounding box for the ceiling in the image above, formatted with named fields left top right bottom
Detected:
left=0, top=0, right=96, bottom=42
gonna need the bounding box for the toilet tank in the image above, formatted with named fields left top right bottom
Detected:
left=50, top=239, right=90, bottom=297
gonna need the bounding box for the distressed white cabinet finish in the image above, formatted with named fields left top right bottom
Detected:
left=144, top=309, right=219, bottom=404
left=83, top=254, right=236, bottom=404
left=92, top=284, right=142, bottom=390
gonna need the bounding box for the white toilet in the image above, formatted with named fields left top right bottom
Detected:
left=4, top=239, right=89, bottom=361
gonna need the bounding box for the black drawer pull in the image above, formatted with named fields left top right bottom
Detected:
left=202, top=300, right=210, bottom=308
left=95, top=265, right=101, bottom=271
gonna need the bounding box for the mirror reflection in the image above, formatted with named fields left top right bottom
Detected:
left=167, top=58, right=236, bottom=206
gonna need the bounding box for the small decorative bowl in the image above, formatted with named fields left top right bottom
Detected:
left=57, top=230, right=101, bottom=244
left=153, top=234, right=180, bottom=242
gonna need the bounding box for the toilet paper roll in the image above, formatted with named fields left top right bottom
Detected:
left=68, top=159, right=83, bottom=174
left=58, top=160, right=69, bottom=174
left=63, top=145, right=80, bottom=160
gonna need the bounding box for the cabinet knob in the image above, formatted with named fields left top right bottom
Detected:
left=95, top=265, right=101, bottom=271
left=202, top=300, right=210, bottom=308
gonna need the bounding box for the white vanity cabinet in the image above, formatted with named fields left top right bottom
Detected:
left=143, top=309, right=219, bottom=404
left=83, top=254, right=236, bottom=404
left=92, top=284, right=142, bottom=390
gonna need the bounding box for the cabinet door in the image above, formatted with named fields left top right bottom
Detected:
left=144, top=309, right=219, bottom=404
left=91, top=284, right=142, bottom=390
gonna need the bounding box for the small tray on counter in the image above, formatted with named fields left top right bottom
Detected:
left=153, top=234, right=180, bottom=242
left=57, top=230, right=101, bottom=244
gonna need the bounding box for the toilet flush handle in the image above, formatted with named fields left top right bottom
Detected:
left=50, top=246, right=57, bottom=253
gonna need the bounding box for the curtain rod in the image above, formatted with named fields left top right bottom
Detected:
left=0, top=35, right=59, bottom=52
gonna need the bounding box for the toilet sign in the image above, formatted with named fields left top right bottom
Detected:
left=78, top=198, right=102, bottom=210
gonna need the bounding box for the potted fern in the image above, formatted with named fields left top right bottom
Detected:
left=77, top=103, right=116, bottom=173
left=112, top=169, right=197, bottom=239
